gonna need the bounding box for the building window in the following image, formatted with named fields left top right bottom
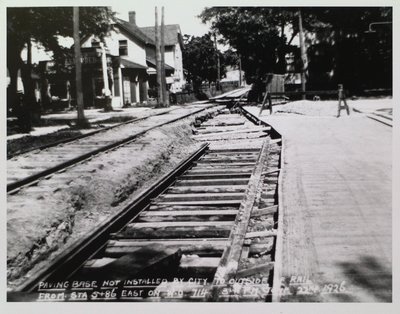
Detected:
left=92, top=40, right=101, bottom=47
left=119, top=40, right=128, bottom=56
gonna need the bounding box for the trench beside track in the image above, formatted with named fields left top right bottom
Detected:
left=7, top=104, right=218, bottom=193
left=10, top=107, right=282, bottom=302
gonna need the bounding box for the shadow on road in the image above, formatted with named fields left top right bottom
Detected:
left=333, top=255, right=392, bottom=302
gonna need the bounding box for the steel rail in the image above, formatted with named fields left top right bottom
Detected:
left=7, top=107, right=177, bottom=159
left=14, top=143, right=209, bottom=293
left=239, top=105, right=283, bottom=302
left=7, top=105, right=216, bottom=193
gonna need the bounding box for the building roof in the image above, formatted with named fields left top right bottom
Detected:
left=140, top=24, right=183, bottom=47
left=118, top=56, right=148, bottom=69
left=146, top=57, right=175, bottom=71
left=115, top=18, right=155, bottom=45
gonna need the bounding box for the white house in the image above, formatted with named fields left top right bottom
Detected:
left=80, top=13, right=154, bottom=107
left=140, top=23, right=186, bottom=93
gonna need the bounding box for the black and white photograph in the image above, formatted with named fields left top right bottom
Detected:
left=2, top=0, right=398, bottom=312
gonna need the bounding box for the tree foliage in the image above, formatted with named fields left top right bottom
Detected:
left=303, top=7, right=392, bottom=92
left=200, top=7, right=298, bottom=84
left=7, top=7, right=115, bottom=130
left=200, top=7, right=392, bottom=93
left=182, top=33, right=226, bottom=92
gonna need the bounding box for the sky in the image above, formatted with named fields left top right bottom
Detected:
left=112, top=1, right=211, bottom=37
left=25, top=1, right=219, bottom=63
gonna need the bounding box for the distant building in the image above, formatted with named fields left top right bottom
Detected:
left=37, top=11, right=185, bottom=110
left=80, top=14, right=153, bottom=108
left=220, top=67, right=245, bottom=92
left=140, top=23, right=186, bottom=93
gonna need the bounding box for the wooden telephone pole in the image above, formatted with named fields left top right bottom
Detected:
left=155, top=7, right=163, bottom=107
left=298, top=9, right=308, bottom=100
left=213, top=33, right=221, bottom=91
left=160, top=6, right=169, bottom=106
left=73, top=7, right=88, bottom=127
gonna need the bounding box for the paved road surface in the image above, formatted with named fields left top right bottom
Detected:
left=245, top=107, right=392, bottom=302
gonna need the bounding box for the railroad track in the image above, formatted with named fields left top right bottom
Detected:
left=7, top=107, right=179, bottom=160
left=7, top=104, right=217, bottom=193
left=9, top=107, right=282, bottom=302
left=352, top=107, right=393, bottom=127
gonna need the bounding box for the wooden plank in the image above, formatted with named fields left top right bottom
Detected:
left=211, top=139, right=270, bottom=299
left=201, top=154, right=258, bottom=161
left=190, top=164, right=255, bottom=170
left=200, top=121, right=245, bottom=127
left=137, top=209, right=238, bottom=222
left=105, top=239, right=228, bottom=257
left=245, top=230, right=277, bottom=239
left=261, top=191, right=276, bottom=200
left=196, top=134, right=267, bottom=142
left=140, top=209, right=238, bottom=216
left=195, top=125, right=252, bottom=134
left=251, top=205, right=278, bottom=217
left=174, top=178, right=249, bottom=186
left=152, top=200, right=243, bottom=206
left=157, top=192, right=244, bottom=201
left=179, top=256, right=220, bottom=277
left=194, top=127, right=271, bottom=138
left=270, top=138, right=282, bottom=144
left=208, top=148, right=260, bottom=153
left=272, top=136, right=284, bottom=302
left=194, top=162, right=256, bottom=167
left=188, top=168, right=254, bottom=174
left=148, top=204, right=239, bottom=211
left=262, top=169, right=281, bottom=175
left=119, top=221, right=234, bottom=239
left=180, top=256, right=220, bottom=268
left=179, top=173, right=251, bottom=180
left=202, top=154, right=258, bottom=160
left=167, top=185, right=248, bottom=194
left=240, top=245, right=250, bottom=260
left=196, top=158, right=257, bottom=164
left=83, top=257, right=116, bottom=268
left=236, top=262, right=274, bottom=278
left=127, top=221, right=235, bottom=227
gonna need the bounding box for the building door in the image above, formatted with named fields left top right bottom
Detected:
left=123, top=76, right=131, bottom=106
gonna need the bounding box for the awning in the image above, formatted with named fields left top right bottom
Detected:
left=118, top=57, right=148, bottom=70
left=146, top=57, right=175, bottom=71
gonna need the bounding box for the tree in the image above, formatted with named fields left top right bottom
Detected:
left=200, top=8, right=295, bottom=84
left=182, top=33, right=226, bottom=94
left=303, top=7, right=392, bottom=92
left=200, top=7, right=392, bottom=95
left=7, top=7, right=115, bottom=131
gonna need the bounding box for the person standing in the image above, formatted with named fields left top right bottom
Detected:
left=337, top=84, right=350, bottom=117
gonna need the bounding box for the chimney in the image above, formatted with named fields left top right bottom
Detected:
left=129, top=11, right=136, bottom=25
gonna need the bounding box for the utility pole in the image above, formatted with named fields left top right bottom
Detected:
left=100, top=42, right=112, bottom=111
left=155, top=7, right=163, bottom=107
left=161, top=6, right=168, bottom=106
left=298, top=9, right=308, bottom=100
left=238, top=53, right=242, bottom=87
left=73, top=7, right=88, bottom=127
left=213, top=33, right=220, bottom=91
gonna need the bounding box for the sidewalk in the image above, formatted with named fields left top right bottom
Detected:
left=245, top=104, right=392, bottom=302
